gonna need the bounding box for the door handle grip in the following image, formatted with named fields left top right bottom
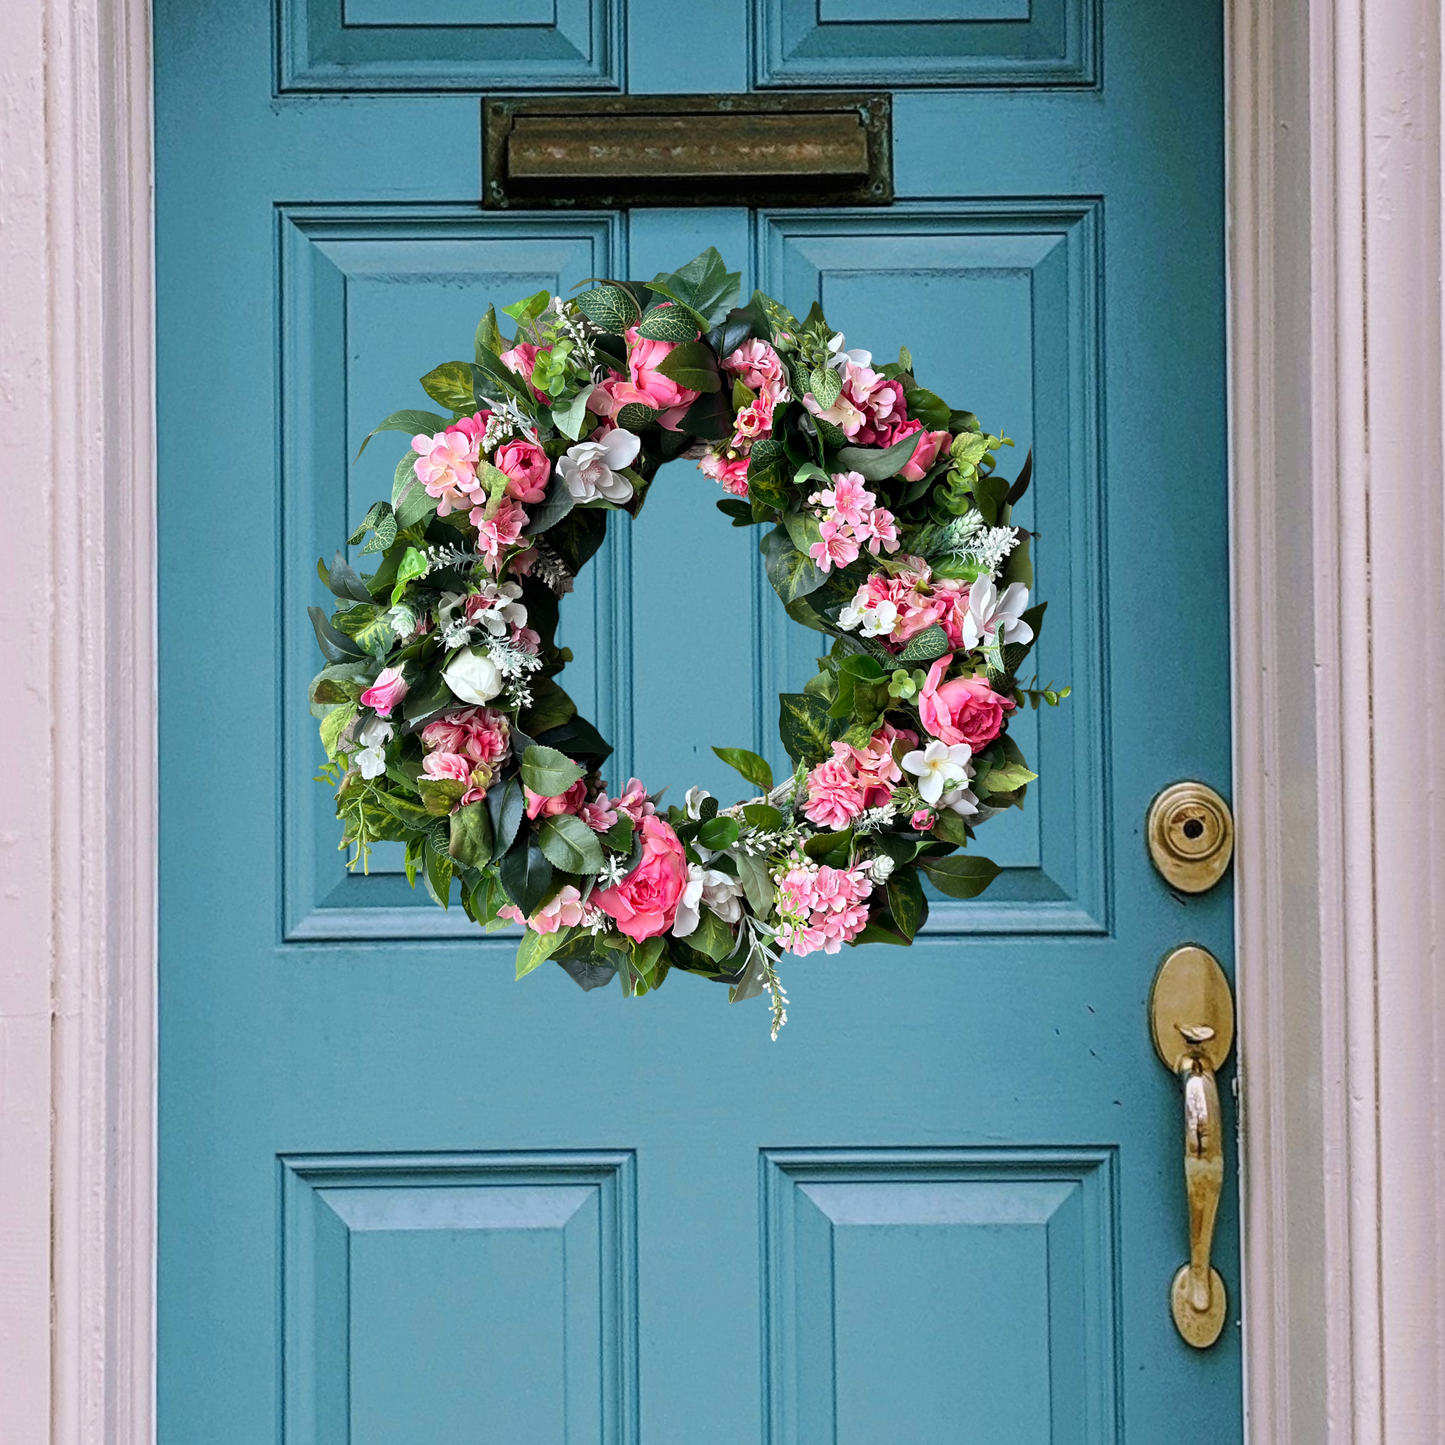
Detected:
left=1149, top=946, right=1234, bottom=1349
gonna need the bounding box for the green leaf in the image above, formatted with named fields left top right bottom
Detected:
left=808, top=365, right=842, bottom=410
left=502, top=289, right=551, bottom=328
left=635, top=305, right=700, bottom=342
left=308, top=605, right=366, bottom=663
left=324, top=551, right=375, bottom=604
left=448, top=801, right=493, bottom=869
left=886, top=867, right=926, bottom=939
left=499, top=834, right=553, bottom=917
left=982, top=761, right=1037, bottom=791
left=931, top=809, right=973, bottom=846
left=516, top=924, right=572, bottom=980
left=573, top=284, right=641, bottom=335
left=763, top=525, right=828, bottom=604
left=742, top=802, right=782, bottom=830
left=520, top=744, right=585, bottom=799
left=896, top=625, right=951, bottom=665
left=390, top=545, right=429, bottom=606
left=615, top=402, right=656, bottom=430
left=603, top=816, right=634, bottom=853
left=475, top=305, right=503, bottom=362
left=653, top=340, right=721, bottom=393
left=418, top=776, right=467, bottom=817
left=803, top=826, right=853, bottom=862
left=904, top=385, right=950, bottom=431
left=319, top=701, right=356, bottom=760
left=535, top=714, right=613, bottom=763
left=698, top=816, right=740, bottom=850
left=778, top=691, right=841, bottom=768
left=716, top=498, right=754, bottom=526
left=746, top=438, right=790, bottom=516
left=919, top=853, right=1001, bottom=900
left=853, top=919, right=912, bottom=947
left=486, top=776, right=526, bottom=855
left=649, top=248, right=741, bottom=328
left=1001, top=533, right=1032, bottom=589
left=783, top=509, right=824, bottom=558
left=419, top=361, right=476, bottom=413
left=836, top=430, right=922, bottom=482
left=392, top=453, right=436, bottom=530
left=537, top=813, right=605, bottom=876
left=712, top=746, right=774, bottom=792
left=423, top=839, right=453, bottom=908
left=331, top=606, right=396, bottom=660
left=309, top=660, right=374, bottom=707
left=521, top=479, right=576, bottom=537
left=688, top=906, right=737, bottom=962
left=355, top=409, right=450, bottom=460
left=551, top=384, right=597, bottom=442
left=734, top=849, right=775, bottom=919
left=519, top=675, right=577, bottom=736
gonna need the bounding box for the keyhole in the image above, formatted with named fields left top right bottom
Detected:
left=1182, top=818, right=1205, bottom=840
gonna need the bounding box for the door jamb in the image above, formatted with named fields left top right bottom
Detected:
left=3, top=0, right=1442, bottom=1439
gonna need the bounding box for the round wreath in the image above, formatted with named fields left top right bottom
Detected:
left=309, top=248, right=1067, bottom=1035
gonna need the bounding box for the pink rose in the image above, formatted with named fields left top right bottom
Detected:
left=621, top=320, right=701, bottom=429
left=499, top=342, right=550, bottom=403
left=918, top=656, right=1016, bottom=749
left=527, top=884, right=586, bottom=935
left=698, top=448, right=750, bottom=497
left=359, top=665, right=408, bottom=718
left=592, top=816, right=688, bottom=941
left=731, top=391, right=775, bottom=446
left=525, top=778, right=587, bottom=820
left=911, top=809, right=935, bottom=832
left=492, top=437, right=551, bottom=504
left=895, top=422, right=952, bottom=482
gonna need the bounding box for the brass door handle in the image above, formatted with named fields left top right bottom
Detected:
left=1149, top=946, right=1235, bottom=1348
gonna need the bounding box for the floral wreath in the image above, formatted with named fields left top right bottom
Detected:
left=309, top=249, right=1067, bottom=1036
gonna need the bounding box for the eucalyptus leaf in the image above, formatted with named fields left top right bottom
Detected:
left=551, top=384, right=596, bottom=442
left=734, top=850, right=775, bottom=919
left=522, top=478, right=577, bottom=537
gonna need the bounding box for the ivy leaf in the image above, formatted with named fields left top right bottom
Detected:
left=419, top=361, right=476, bottom=413
left=886, top=867, right=927, bottom=939
left=654, top=341, right=721, bottom=393
left=763, top=525, right=828, bottom=604
left=536, top=813, right=605, bottom=876
left=896, top=625, right=951, bottom=665
left=712, top=746, right=774, bottom=792
left=331, top=605, right=396, bottom=659
left=516, top=924, right=572, bottom=980
left=574, top=284, right=641, bottom=334
left=359, top=511, right=398, bottom=556
left=520, top=744, right=585, bottom=799
left=919, top=853, right=1001, bottom=900
left=836, top=430, right=922, bottom=482
left=778, top=691, right=842, bottom=768
left=485, top=776, right=526, bottom=855
left=635, top=305, right=700, bottom=342
left=499, top=833, right=553, bottom=917
left=355, top=409, right=449, bottom=460
left=649, top=248, right=741, bottom=328
left=448, top=801, right=493, bottom=870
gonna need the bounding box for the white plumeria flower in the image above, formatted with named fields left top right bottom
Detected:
left=442, top=645, right=503, bottom=704
left=351, top=715, right=392, bottom=780
left=901, top=739, right=974, bottom=805
left=684, top=786, right=712, bottom=820
left=673, top=864, right=747, bottom=938
left=962, top=576, right=1034, bottom=651
left=939, top=782, right=979, bottom=817
left=825, top=332, right=873, bottom=371
left=559, top=428, right=642, bottom=503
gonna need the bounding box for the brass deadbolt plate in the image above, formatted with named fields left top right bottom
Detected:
left=1149, top=944, right=1234, bottom=1074
left=1147, top=782, right=1234, bottom=892
left=1170, top=1265, right=1228, bottom=1348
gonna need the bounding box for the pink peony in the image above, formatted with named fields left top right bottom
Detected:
left=359, top=665, right=408, bottom=718
left=527, top=884, right=586, bottom=935
left=894, top=421, right=952, bottom=482
left=412, top=428, right=478, bottom=516
left=525, top=778, right=587, bottom=820
left=592, top=816, right=688, bottom=940
left=620, top=320, right=701, bottom=429
left=803, top=749, right=868, bottom=829
left=918, top=656, right=1016, bottom=750
left=492, top=437, right=551, bottom=504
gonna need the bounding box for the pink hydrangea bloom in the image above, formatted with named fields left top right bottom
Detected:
left=412, top=428, right=478, bottom=516
left=471, top=497, right=529, bottom=571
left=775, top=861, right=874, bottom=956
left=722, top=339, right=790, bottom=402
left=803, top=750, right=868, bottom=829
left=527, top=885, right=587, bottom=935
left=849, top=722, right=916, bottom=807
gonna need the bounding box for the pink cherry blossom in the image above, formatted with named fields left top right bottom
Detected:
left=809, top=519, right=860, bottom=573
left=854, top=504, right=900, bottom=556
left=820, top=471, right=873, bottom=526
left=470, top=497, right=529, bottom=571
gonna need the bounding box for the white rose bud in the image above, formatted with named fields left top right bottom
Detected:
left=442, top=645, right=503, bottom=705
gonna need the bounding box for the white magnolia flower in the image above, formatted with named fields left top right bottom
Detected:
left=684, top=786, right=712, bottom=820
left=442, top=645, right=503, bottom=705
left=962, top=576, right=1034, bottom=652
left=673, top=864, right=747, bottom=938
left=352, top=715, right=392, bottom=780
left=939, top=782, right=979, bottom=817
left=825, top=332, right=872, bottom=371
left=902, top=739, right=974, bottom=805
left=558, top=428, right=642, bottom=503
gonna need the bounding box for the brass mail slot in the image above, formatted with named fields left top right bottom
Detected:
left=483, top=94, right=892, bottom=210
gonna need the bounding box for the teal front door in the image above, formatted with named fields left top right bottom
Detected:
left=156, top=3, right=1239, bottom=1440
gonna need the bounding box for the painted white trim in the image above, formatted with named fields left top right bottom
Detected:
left=0, top=0, right=156, bottom=1442
left=1230, top=0, right=1445, bottom=1438
left=3, top=0, right=1443, bottom=1439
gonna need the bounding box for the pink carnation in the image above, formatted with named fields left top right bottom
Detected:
left=611, top=777, right=656, bottom=825
left=592, top=816, right=688, bottom=941
left=803, top=749, right=868, bottom=829
left=731, top=391, right=775, bottom=446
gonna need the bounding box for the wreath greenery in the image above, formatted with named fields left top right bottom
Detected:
left=309, top=248, right=1066, bottom=1034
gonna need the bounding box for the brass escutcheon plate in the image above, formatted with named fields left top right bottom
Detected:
left=1149, top=945, right=1234, bottom=1074
left=1147, top=781, right=1234, bottom=892
left=1170, top=1265, right=1228, bottom=1348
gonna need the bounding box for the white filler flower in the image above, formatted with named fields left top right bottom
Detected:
left=558, top=428, right=642, bottom=503
left=442, top=645, right=503, bottom=705
left=902, top=739, right=974, bottom=805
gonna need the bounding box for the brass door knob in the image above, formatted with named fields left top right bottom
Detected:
left=1147, top=782, right=1234, bottom=892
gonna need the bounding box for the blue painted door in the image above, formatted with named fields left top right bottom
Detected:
left=156, top=4, right=1239, bottom=1442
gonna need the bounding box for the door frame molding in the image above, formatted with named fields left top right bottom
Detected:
left=2, top=0, right=1441, bottom=1439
